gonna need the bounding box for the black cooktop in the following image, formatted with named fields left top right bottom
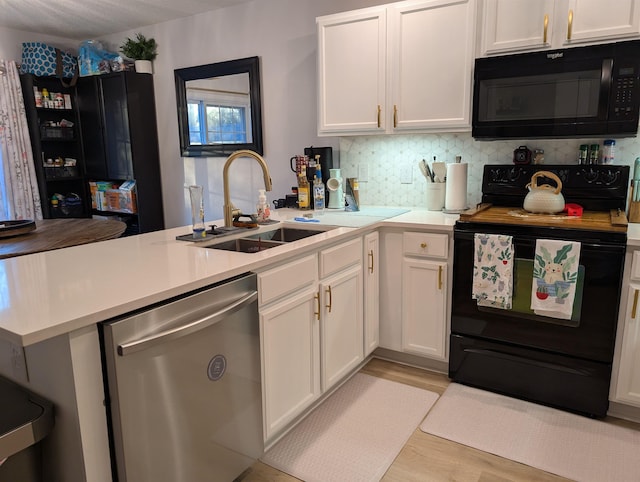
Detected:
left=481, top=164, right=630, bottom=211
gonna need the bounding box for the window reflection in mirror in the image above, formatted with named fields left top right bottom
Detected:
left=175, top=56, right=263, bottom=156
left=186, top=73, right=253, bottom=145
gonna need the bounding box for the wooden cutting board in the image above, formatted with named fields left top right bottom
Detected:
left=459, top=205, right=627, bottom=233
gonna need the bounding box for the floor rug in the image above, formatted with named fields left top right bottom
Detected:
left=261, top=373, right=439, bottom=482
left=420, top=383, right=640, bottom=482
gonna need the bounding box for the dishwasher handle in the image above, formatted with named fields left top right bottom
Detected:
left=117, top=290, right=258, bottom=356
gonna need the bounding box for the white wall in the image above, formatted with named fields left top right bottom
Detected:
left=96, top=0, right=394, bottom=229
left=0, top=26, right=77, bottom=62
left=5, top=1, right=640, bottom=228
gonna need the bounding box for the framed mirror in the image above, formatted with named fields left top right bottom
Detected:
left=175, top=56, right=263, bottom=157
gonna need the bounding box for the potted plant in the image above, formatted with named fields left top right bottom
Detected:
left=120, top=33, right=158, bottom=74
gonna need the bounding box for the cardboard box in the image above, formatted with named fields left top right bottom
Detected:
left=105, top=188, right=137, bottom=214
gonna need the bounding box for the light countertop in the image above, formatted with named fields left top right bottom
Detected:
left=0, top=207, right=455, bottom=346
left=3, top=206, right=635, bottom=347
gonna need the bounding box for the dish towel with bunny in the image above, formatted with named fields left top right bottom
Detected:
left=472, top=234, right=514, bottom=310
left=530, top=239, right=581, bottom=319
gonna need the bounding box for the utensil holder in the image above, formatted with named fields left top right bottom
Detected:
left=425, top=183, right=445, bottom=211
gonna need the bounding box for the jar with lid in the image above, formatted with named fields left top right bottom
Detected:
left=602, top=139, right=615, bottom=164
left=589, top=144, right=600, bottom=165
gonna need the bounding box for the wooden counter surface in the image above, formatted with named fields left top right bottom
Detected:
left=458, top=205, right=628, bottom=233
left=0, top=218, right=127, bottom=259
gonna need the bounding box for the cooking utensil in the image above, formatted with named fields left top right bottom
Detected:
left=432, top=162, right=447, bottom=183
left=419, top=159, right=434, bottom=182
left=523, top=171, right=565, bottom=214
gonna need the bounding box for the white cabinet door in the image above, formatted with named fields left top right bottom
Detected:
left=317, top=6, right=387, bottom=134
left=401, top=257, right=447, bottom=360
left=565, top=0, right=640, bottom=45
left=364, top=232, right=380, bottom=356
left=480, top=0, right=554, bottom=55
left=321, top=265, right=364, bottom=391
left=480, top=0, right=640, bottom=56
left=615, top=284, right=640, bottom=407
left=389, top=0, right=476, bottom=130
left=260, top=288, right=321, bottom=441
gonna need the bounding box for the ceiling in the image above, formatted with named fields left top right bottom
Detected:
left=2, top=0, right=252, bottom=40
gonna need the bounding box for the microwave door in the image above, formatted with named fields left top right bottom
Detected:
left=472, top=56, right=617, bottom=138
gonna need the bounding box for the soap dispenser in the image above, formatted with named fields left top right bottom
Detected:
left=256, top=189, right=270, bottom=222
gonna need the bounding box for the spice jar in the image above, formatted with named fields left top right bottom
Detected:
left=589, top=144, right=600, bottom=165
left=578, top=144, right=589, bottom=164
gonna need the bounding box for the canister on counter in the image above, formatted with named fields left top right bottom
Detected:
left=602, top=139, right=615, bottom=164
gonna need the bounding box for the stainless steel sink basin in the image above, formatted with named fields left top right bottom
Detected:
left=205, top=227, right=328, bottom=253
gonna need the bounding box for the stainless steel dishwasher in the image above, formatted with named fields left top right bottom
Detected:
left=101, top=272, right=263, bottom=482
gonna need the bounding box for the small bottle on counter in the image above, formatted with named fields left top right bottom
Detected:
left=256, top=189, right=270, bottom=222
left=602, top=139, right=615, bottom=164
left=297, top=165, right=310, bottom=210
left=313, top=157, right=325, bottom=215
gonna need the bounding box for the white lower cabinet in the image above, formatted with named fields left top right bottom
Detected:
left=615, top=274, right=640, bottom=407
left=258, top=236, right=364, bottom=444
left=401, top=257, right=447, bottom=359
left=401, top=231, right=450, bottom=361
left=260, top=286, right=321, bottom=441
left=321, top=265, right=364, bottom=390
left=364, top=231, right=380, bottom=356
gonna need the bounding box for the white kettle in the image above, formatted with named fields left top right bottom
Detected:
left=523, top=171, right=565, bottom=214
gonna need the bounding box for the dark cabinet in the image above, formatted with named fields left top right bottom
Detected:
left=20, top=74, right=89, bottom=219
left=76, top=72, right=164, bottom=234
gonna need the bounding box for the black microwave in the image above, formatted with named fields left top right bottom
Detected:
left=472, top=40, right=640, bottom=139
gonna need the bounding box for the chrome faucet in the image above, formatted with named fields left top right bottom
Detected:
left=223, top=149, right=273, bottom=227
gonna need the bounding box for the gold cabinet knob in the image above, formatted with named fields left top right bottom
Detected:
left=420, top=242, right=427, bottom=249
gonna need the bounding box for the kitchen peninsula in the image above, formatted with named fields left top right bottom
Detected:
left=0, top=208, right=455, bottom=482
left=3, top=206, right=640, bottom=481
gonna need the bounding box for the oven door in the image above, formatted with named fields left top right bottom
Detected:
left=451, top=225, right=625, bottom=363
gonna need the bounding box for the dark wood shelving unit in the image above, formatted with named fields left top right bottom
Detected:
left=76, top=71, right=164, bottom=234
left=20, top=74, right=89, bottom=219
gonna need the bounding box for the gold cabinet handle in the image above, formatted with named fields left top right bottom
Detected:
left=543, top=14, right=549, bottom=44
left=420, top=242, right=427, bottom=249
left=393, top=104, right=398, bottom=128
left=438, top=266, right=443, bottom=290
left=368, top=250, right=374, bottom=274
left=314, top=292, right=320, bottom=320
left=567, top=9, right=573, bottom=40
left=633, top=289, right=639, bottom=319
left=326, top=285, right=333, bottom=313
left=377, top=105, right=381, bottom=128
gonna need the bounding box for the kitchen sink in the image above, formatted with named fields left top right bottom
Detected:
left=205, top=227, right=328, bottom=253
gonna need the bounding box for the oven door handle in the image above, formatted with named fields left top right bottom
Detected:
left=463, top=348, right=592, bottom=376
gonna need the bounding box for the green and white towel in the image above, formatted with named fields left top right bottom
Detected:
left=531, top=239, right=581, bottom=320
left=472, top=234, right=513, bottom=310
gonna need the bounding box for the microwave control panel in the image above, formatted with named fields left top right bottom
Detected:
left=611, top=64, right=639, bottom=118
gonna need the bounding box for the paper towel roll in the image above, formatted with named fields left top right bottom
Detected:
left=444, top=162, right=468, bottom=212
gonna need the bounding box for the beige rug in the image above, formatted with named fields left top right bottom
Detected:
left=421, top=383, right=640, bottom=482
left=261, top=373, right=439, bottom=482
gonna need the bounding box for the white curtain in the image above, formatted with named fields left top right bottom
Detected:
left=0, top=60, right=42, bottom=220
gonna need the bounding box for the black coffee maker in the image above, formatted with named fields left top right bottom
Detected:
left=304, top=146, right=334, bottom=187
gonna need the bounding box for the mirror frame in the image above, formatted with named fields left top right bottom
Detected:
left=174, top=56, right=264, bottom=157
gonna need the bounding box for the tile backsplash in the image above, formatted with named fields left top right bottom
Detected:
left=338, top=133, right=640, bottom=208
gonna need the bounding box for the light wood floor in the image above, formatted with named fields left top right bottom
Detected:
left=242, top=358, right=639, bottom=482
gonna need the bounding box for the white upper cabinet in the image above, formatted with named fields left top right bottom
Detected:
left=317, top=7, right=387, bottom=134
left=317, top=0, right=476, bottom=136
left=389, top=0, right=476, bottom=131
left=480, top=0, right=640, bottom=56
